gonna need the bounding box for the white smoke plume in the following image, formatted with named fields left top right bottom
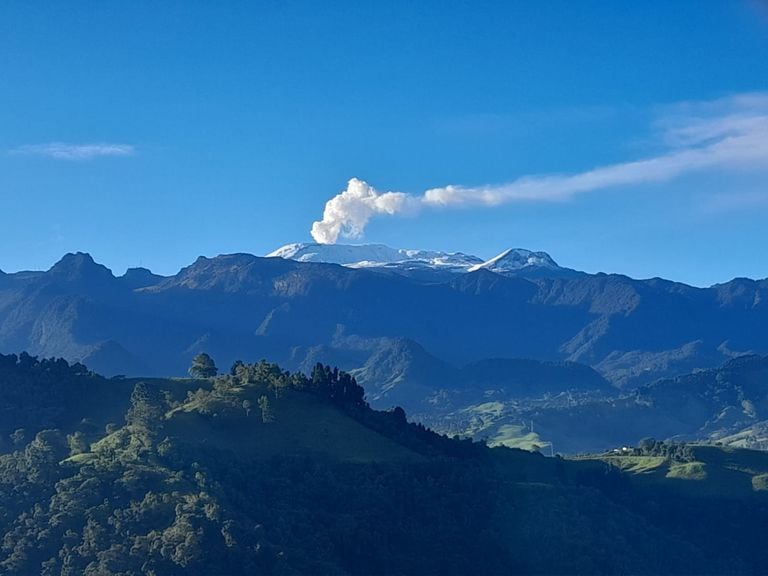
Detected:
left=310, top=178, right=419, bottom=244
left=311, top=93, right=768, bottom=244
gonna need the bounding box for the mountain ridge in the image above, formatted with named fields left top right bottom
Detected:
left=1, top=250, right=767, bottom=398
left=266, top=242, right=584, bottom=279
left=267, top=242, right=484, bottom=268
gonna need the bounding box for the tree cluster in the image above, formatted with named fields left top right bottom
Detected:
left=635, top=438, right=695, bottom=462
left=1, top=356, right=768, bottom=574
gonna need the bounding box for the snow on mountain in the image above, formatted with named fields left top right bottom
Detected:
left=468, top=248, right=560, bottom=273
left=266, top=243, right=573, bottom=280
left=267, top=243, right=483, bottom=269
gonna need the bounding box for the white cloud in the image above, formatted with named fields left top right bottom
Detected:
left=10, top=142, right=135, bottom=160
left=311, top=92, right=768, bottom=243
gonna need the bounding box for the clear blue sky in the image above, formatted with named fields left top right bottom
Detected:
left=1, top=1, right=767, bottom=286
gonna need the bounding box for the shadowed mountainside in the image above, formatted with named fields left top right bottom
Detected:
left=1, top=252, right=767, bottom=397
left=424, top=354, right=768, bottom=454
left=2, top=354, right=768, bottom=574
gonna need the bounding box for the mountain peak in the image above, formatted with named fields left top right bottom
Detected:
left=120, top=267, right=164, bottom=289
left=48, top=252, right=114, bottom=282
left=468, top=248, right=560, bottom=273
left=265, top=242, right=579, bottom=280
left=165, top=253, right=295, bottom=292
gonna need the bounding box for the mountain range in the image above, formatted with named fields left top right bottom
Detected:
left=421, top=354, right=768, bottom=454
left=268, top=242, right=582, bottom=280
left=1, top=243, right=767, bottom=452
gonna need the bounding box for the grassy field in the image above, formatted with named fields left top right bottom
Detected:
left=601, top=455, right=667, bottom=474
left=752, top=473, right=768, bottom=491
left=455, top=402, right=553, bottom=452
left=666, top=461, right=707, bottom=480
left=165, top=384, right=421, bottom=463
left=488, top=423, right=552, bottom=452
left=573, top=445, right=768, bottom=499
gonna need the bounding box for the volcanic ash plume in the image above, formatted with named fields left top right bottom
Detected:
left=310, top=178, right=417, bottom=244
left=310, top=93, right=768, bottom=244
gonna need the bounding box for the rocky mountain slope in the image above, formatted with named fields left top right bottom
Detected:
left=0, top=248, right=766, bottom=403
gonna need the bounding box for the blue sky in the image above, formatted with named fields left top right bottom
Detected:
left=1, top=1, right=767, bottom=286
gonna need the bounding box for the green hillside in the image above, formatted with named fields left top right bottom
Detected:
left=2, top=353, right=768, bottom=574
left=579, top=443, right=768, bottom=498
left=165, top=385, right=421, bottom=463
left=425, top=355, right=768, bottom=454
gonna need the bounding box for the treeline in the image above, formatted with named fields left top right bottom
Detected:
left=188, top=359, right=484, bottom=459
left=0, top=352, right=96, bottom=444
left=635, top=438, right=695, bottom=461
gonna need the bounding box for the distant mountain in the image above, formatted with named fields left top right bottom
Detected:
left=119, top=267, right=165, bottom=289
left=459, top=357, right=614, bottom=397
left=432, top=354, right=768, bottom=454
left=637, top=354, right=768, bottom=445
left=0, top=249, right=767, bottom=400
left=342, top=337, right=614, bottom=412
left=468, top=247, right=583, bottom=278
left=268, top=242, right=483, bottom=268
left=469, top=247, right=558, bottom=271
left=267, top=242, right=579, bottom=280
left=48, top=251, right=114, bottom=285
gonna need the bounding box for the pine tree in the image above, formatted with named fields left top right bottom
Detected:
left=189, top=353, right=218, bottom=378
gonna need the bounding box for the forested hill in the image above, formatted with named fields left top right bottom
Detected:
left=1, top=354, right=768, bottom=574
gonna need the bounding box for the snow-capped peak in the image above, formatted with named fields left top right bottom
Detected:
left=468, top=248, right=560, bottom=273
left=267, top=243, right=571, bottom=279
left=267, top=243, right=483, bottom=268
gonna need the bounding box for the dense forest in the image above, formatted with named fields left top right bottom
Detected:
left=1, top=353, right=768, bottom=574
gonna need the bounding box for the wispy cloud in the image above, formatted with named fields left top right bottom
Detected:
left=10, top=142, right=135, bottom=160
left=701, top=190, right=768, bottom=214
left=311, top=92, right=768, bottom=244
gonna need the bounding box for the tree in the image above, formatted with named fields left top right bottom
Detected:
left=10, top=428, right=26, bottom=447
left=638, top=437, right=658, bottom=455
left=258, top=395, right=274, bottom=423
left=67, top=431, right=88, bottom=455
left=189, top=353, right=218, bottom=378
left=230, top=360, right=245, bottom=377
left=23, top=430, right=68, bottom=483
left=126, top=382, right=166, bottom=446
